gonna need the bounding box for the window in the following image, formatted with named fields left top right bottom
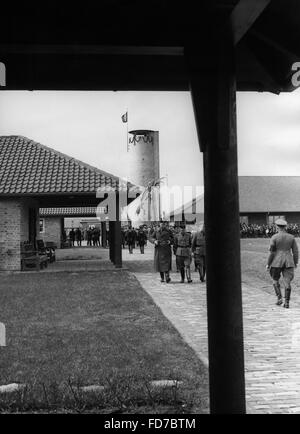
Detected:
left=39, top=218, right=45, bottom=233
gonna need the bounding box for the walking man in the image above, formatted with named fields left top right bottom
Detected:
left=173, top=224, right=193, bottom=283
left=126, top=227, right=136, bottom=254
left=137, top=226, right=147, bottom=254
left=266, top=218, right=299, bottom=308
left=150, top=221, right=173, bottom=283
left=192, top=225, right=206, bottom=282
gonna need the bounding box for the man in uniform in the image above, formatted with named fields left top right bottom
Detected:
left=150, top=221, right=173, bottom=283
left=69, top=228, right=75, bottom=247
left=75, top=227, right=82, bottom=246
left=266, top=218, right=299, bottom=308
left=192, top=225, right=206, bottom=282
left=126, top=226, right=136, bottom=254
left=137, top=226, right=147, bottom=254
left=87, top=226, right=92, bottom=246
left=173, top=223, right=193, bottom=283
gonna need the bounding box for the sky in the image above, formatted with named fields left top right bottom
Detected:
left=1, top=88, right=300, bottom=196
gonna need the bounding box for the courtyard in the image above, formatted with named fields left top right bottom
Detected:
left=1, top=239, right=300, bottom=413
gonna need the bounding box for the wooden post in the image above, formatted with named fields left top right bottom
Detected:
left=186, top=34, right=246, bottom=414
left=114, top=189, right=122, bottom=268
left=101, top=222, right=106, bottom=247
left=109, top=221, right=114, bottom=263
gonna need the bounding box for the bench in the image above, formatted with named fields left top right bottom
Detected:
left=20, top=242, right=48, bottom=271
left=45, top=241, right=56, bottom=262
left=36, top=240, right=56, bottom=263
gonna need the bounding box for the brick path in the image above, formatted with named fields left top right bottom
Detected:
left=122, top=245, right=300, bottom=414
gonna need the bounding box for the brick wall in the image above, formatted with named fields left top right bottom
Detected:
left=0, top=198, right=39, bottom=271
left=40, top=217, right=62, bottom=248
left=0, top=199, right=21, bottom=270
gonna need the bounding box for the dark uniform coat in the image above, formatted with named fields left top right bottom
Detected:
left=150, top=227, right=173, bottom=272
left=126, top=229, right=136, bottom=246
left=267, top=230, right=299, bottom=286
left=137, top=230, right=147, bottom=246
left=268, top=232, right=298, bottom=268
left=173, top=232, right=192, bottom=267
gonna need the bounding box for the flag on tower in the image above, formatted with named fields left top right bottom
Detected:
left=121, top=112, right=128, bottom=123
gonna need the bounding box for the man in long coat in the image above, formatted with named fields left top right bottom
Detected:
left=150, top=221, right=173, bottom=283
left=266, top=218, right=299, bottom=308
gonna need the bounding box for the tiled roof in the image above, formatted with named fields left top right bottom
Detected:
left=40, top=207, right=98, bottom=216
left=0, top=135, right=118, bottom=195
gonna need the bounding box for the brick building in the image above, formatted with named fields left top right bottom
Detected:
left=39, top=207, right=102, bottom=247
left=0, top=135, right=123, bottom=271
left=239, top=177, right=300, bottom=226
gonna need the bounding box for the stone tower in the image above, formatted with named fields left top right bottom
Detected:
left=126, top=130, right=160, bottom=187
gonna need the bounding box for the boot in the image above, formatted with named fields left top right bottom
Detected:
left=180, top=269, right=185, bottom=283
left=273, top=282, right=283, bottom=306
left=160, top=272, right=164, bottom=283
left=186, top=267, right=193, bottom=283
left=165, top=272, right=171, bottom=283
left=284, top=287, right=291, bottom=308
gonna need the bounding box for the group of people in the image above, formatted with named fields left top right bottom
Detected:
left=149, top=221, right=206, bottom=284
left=121, top=226, right=148, bottom=254
left=66, top=226, right=101, bottom=247
left=148, top=218, right=299, bottom=310
left=240, top=222, right=300, bottom=238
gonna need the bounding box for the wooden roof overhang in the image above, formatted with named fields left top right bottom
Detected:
left=1, top=0, right=299, bottom=415
left=0, top=192, right=112, bottom=208
left=0, top=0, right=299, bottom=94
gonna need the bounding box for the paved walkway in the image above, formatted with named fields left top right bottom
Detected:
left=122, top=245, right=300, bottom=414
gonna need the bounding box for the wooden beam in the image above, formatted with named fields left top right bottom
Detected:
left=230, top=0, right=271, bottom=45
left=250, top=29, right=300, bottom=61
left=109, top=221, right=114, bottom=263
left=0, top=44, right=184, bottom=56
left=238, top=40, right=282, bottom=93
left=186, top=32, right=246, bottom=414
left=114, top=189, right=122, bottom=268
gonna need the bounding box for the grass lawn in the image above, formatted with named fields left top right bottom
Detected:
left=0, top=270, right=208, bottom=413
